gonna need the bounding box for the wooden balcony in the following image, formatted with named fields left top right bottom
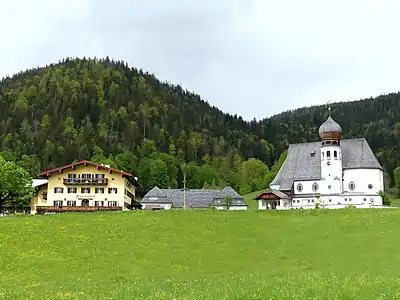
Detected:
left=36, top=206, right=122, bottom=213
left=63, top=178, right=108, bottom=185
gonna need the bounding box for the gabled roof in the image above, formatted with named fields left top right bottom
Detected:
left=141, top=186, right=247, bottom=208
left=38, top=160, right=136, bottom=181
left=254, top=189, right=290, bottom=200
left=214, top=186, right=242, bottom=199
left=271, top=138, right=383, bottom=191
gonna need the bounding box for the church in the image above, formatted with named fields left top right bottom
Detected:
left=255, top=110, right=384, bottom=210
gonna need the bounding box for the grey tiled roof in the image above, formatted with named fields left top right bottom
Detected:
left=141, top=186, right=247, bottom=208
left=271, top=138, right=382, bottom=191
left=214, top=186, right=242, bottom=199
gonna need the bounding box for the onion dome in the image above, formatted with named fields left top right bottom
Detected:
left=318, top=116, right=342, bottom=140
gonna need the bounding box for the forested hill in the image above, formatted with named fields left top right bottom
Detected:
left=0, top=57, right=399, bottom=192
left=0, top=57, right=276, bottom=194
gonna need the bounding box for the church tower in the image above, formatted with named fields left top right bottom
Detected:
left=319, top=107, right=343, bottom=194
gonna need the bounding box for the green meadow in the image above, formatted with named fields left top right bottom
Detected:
left=1, top=208, right=400, bottom=300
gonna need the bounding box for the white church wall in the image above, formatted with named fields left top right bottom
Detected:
left=319, top=179, right=342, bottom=194
left=343, top=169, right=383, bottom=194
left=293, top=180, right=321, bottom=195
left=291, top=197, right=316, bottom=209
left=293, top=179, right=342, bottom=196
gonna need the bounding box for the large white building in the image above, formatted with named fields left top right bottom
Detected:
left=256, top=112, right=384, bottom=210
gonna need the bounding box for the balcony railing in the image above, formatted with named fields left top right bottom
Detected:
left=63, top=178, right=108, bottom=185
left=36, top=206, right=122, bottom=213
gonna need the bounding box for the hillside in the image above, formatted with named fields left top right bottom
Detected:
left=1, top=57, right=400, bottom=190
left=2, top=210, right=400, bottom=299
left=0, top=57, right=276, bottom=194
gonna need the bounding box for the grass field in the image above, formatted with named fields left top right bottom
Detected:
left=1, top=209, right=400, bottom=299
left=242, top=190, right=261, bottom=210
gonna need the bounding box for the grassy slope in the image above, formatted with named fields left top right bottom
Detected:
left=242, top=190, right=262, bottom=210
left=1, top=210, right=400, bottom=299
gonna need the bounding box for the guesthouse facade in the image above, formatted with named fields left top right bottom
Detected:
left=31, top=160, right=140, bottom=214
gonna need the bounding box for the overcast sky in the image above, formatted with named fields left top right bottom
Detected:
left=1, top=0, right=399, bottom=120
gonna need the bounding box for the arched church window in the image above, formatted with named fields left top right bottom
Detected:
left=296, top=183, right=303, bottom=192
left=327, top=151, right=331, bottom=158
left=334, top=151, right=337, bottom=158
left=322, top=152, right=324, bottom=159
left=349, top=182, right=355, bottom=191
left=312, top=182, right=319, bottom=192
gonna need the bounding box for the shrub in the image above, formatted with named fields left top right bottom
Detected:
left=379, top=190, right=392, bottom=206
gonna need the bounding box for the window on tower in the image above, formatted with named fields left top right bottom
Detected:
left=327, top=151, right=331, bottom=158
left=334, top=151, right=337, bottom=158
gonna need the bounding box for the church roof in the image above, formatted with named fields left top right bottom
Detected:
left=270, top=138, right=383, bottom=191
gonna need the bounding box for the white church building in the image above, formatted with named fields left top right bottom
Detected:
left=255, top=111, right=384, bottom=210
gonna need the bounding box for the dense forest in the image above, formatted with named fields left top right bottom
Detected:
left=0, top=57, right=399, bottom=195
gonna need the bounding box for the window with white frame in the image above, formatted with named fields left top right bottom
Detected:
left=95, top=201, right=104, bottom=207
left=81, top=187, right=91, bottom=193
left=108, top=187, right=118, bottom=194
left=54, top=187, right=64, bottom=193
left=95, top=174, right=105, bottom=179
left=108, top=201, right=117, bottom=207
left=67, top=187, right=77, bottom=194
left=68, top=174, right=77, bottom=178
left=296, top=183, right=303, bottom=192
left=312, top=182, right=319, bottom=192
left=54, top=200, right=63, bottom=207
left=95, top=187, right=104, bottom=194
left=67, top=200, right=76, bottom=206
left=349, top=182, right=355, bottom=191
